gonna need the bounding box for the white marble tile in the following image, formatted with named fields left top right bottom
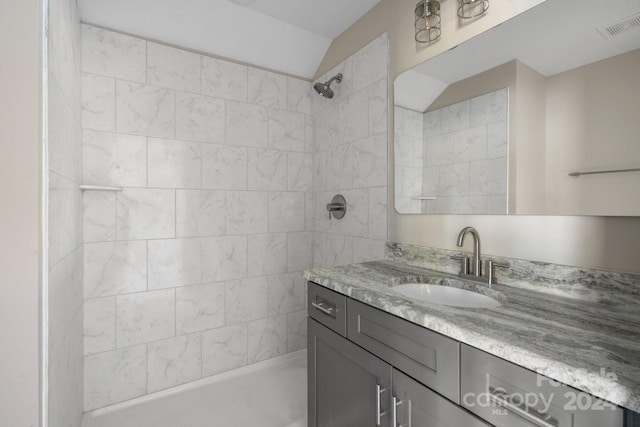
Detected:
left=49, top=246, right=83, bottom=359
left=226, top=101, right=268, bottom=148
left=312, top=150, right=327, bottom=191
left=488, top=120, right=508, bottom=159
left=226, top=191, right=268, bottom=235
left=286, top=78, right=312, bottom=114
left=339, top=89, right=369, bottom=144
left=202, top=235, right=248, bottom=282
left=83, top=130, right=147, bottom=187
left=176, top=190, right=226, bottom=237
left=248, top=233, right=288, bottom=277
left=488, top=195, right=508, bottom=214
left=305, top=191, right=313, bottom=232
left=423, top=109, right=440, bottom=136
left=286, top=311, right=307, bottom=352
left=454, top=125, right=488, bottom=163
left=312, top=191, right=332, bottom=234
left=267, top=272, right=305, bottom=316
left=202, top=57, right=248, bottom=102
left=116, top=80, right=175, bottom=138
left=439, top=163, right=470, bottom=196
left=116, top=188, right=175, bottom=240
left=248, top=316, right=287, bottom=364
left=49, top=80, right=82, bottom=182
left=116, top=289, right=175, bottom=347
left=352, top=34, right=388, bottom=93
left=147, top=42, right=201, bottom=93
left=287, top=232, right=313, bottom=272
left=201, top=144, right=248, bottom=190
left=268, top=192, right=305, bottom=233
left=147, top=138, right=202, bottom=189
left=176, top=92, right=225, bottom=144
left=148, top=238, right=202, bottom=290
left=248, top=68, right=287, bottom=109
left=334, top=188, right=369, bottom=238
left=84, top=345, right=147, bottom=410
left=147, top=334, right=202, bottom=393
left=305, top=114, right=314, bottom=153
left=425, top=134, right=455, bottom=167
left=469, top=158, right=508, bottom=195
left=83, top=190, right=116, bottom=243
left=422, top=166, right=440, bottom=197
left=311, top=232, right=327, bottom=268
left=400, top=167, right=422, bottom=198
left=202, top=324, right=247, bottom=377
left=368, top=187, right=387, bottom=240
left=314, top=104, right=340, bottom=151
left=84, top=297, right=115, bottom=355
left=82, top=25, right=146, bottom=83
left=247, top=148, right=287, bottom=191
left=470, top=88, right=508, bottom=127
left=326, top=144, right=353, bottom=190
left=368, top=78, right=387, bottom=136
left=439, top=196, right=488, bottom=214
left=352, top=237, right=386, bottom=263
left=83, top=73, right=115, bottom=132
left=326, top=234, right=353, bottom=267
left=84, top=240, right=147, bottom=298
left=287, top=152, right=312, bottom=191
left=440, top=100, right=470, bottom=134
left=225, top=277, right=268, bottom=324
left=353, top=134, right=387, bottom=188
left=268, top=108, right=305, bottom=152
left=176, top=283, right=225, bottom=334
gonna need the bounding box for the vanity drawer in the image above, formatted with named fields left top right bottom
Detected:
left=461, top=344, right=624, bottom=427
left=347, top=298, right=460, bottom=403
left=308, top=282, right=347, bottom=337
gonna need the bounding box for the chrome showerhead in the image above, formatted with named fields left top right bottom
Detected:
left=313, top=73, right=343, bottom=99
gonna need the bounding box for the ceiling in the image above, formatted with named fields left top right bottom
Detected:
left=78, top=0, right=381, bottom=79
left=396, top=0, right=640, bottom=112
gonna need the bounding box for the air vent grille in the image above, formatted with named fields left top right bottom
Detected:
left=598, top=12, right=640, bottom=39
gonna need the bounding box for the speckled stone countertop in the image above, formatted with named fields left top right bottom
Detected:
left=303, top=261, right=640, bottom=413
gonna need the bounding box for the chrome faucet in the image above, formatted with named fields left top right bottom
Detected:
left=457, top=226, right=482, bottom=277
left=453, top=227, right=508, bottom=286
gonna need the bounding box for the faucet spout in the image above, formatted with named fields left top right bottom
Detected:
left=457, top=226, right=481, bottom=276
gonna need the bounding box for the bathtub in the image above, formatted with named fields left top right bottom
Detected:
left=82, top=350, right=307, bottom=427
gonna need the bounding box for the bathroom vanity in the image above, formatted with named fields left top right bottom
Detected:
left=304, top=257, right=640, bottom=427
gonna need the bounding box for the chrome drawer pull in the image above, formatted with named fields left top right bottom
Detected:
left=311, top=301, right=335, bottom=317
left=489, top=388, right=558, bottom=427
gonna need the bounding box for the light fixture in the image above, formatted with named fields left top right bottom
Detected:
left=457, top=0, right=489, bottom=19
left=415, top=0, right=441, bottom=43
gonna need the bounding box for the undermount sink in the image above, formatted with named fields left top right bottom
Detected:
left=392, top=283, right=502, bottom=308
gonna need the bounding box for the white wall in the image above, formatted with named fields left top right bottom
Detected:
left=0, top=1, right=42, bottom=425
left=311, top=34, right=389, bottom=267
left=81, top=25, right=312, bottom=410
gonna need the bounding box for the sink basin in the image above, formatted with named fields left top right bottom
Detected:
left=392, top=283, right=502, bottom=308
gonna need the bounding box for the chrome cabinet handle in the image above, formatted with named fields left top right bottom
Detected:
left=489, top=388, right=558, bottom=427
left=392, top=397, right=410, bottom=427
left=311, top=301, right=334, bottom=317
left=376, top=384, right=387, bottom=425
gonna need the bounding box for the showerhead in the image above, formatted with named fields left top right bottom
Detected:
left=313, top=73, right=343, bottom=99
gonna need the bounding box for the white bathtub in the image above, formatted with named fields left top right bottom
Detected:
left=82, top=350, right=307, bottom=427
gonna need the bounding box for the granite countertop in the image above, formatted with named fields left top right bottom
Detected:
left=303, top=260, right=640, bottom=413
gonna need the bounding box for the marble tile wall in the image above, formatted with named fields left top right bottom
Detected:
left=421, top=88, right=508, bottom=214
left=394, top=106, right=424, bottom=213
left=48, top=0, right=84, bottom=426
left=311, top=34, right=389, bottom=268
left=81, top=25, right=312, bottom=410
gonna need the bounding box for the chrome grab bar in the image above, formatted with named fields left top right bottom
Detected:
left=569, top=167, right=640, bottom=178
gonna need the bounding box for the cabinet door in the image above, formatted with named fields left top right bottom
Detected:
left=308, top=318, right=392, bottom=427
left=393, top=369, right=491, bottom=427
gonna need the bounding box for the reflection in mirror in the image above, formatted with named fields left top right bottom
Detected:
left=394, top=0, right=640, bottom=216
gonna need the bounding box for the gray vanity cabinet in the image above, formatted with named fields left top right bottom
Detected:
left=308, top=318, right=392, bottom=427
left=393, top=369, right=491, bottom=427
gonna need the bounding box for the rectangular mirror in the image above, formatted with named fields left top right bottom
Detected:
left=394, top=0, right=640, bottom=216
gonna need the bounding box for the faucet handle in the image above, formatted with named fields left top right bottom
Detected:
left=485, top=260, right=509, bottom=286
left=451, top=255, right=470, bottom=275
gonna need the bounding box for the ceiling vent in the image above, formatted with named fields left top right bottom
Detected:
left=597, top=12, right=640, bottom=39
